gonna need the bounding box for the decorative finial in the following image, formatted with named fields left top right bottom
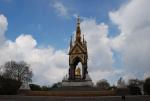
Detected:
left=70, top=35, right=72, bottom=48
left=77, top=16, right=80, bottom=25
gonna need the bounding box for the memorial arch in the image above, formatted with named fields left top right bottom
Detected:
left=62, top=17, right=93, bottom=87
left=68, top=17, right=88, bottom=80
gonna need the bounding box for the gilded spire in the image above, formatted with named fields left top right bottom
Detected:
left=76, top=16, right=81, bottom=42
left=77, top=16, right=80, bottom=26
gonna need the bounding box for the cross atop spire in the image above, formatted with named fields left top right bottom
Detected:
left=77, top=16, right=80, bottom=26
left=76, top=16, right=81, bottom=42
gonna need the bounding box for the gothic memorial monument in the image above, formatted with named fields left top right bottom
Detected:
left=62, top=17, right=93, bottom=87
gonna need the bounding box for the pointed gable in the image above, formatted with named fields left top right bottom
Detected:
left=69, top=42, right=86, bottom=55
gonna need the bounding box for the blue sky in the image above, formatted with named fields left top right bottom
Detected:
left=0, top=0, right=124, bottom=49
left=0, top=0, right=150, bottom=85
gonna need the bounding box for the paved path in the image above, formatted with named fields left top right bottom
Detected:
left=0, top=95, right=150, bottom=101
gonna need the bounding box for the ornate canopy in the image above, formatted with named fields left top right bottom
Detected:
left=68, top=17, right=88, bottom=80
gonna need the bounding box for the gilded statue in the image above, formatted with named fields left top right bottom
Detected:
left=75, top=67, right=81, bottom=76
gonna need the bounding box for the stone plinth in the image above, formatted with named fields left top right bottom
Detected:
left=62, top=80, right=93, bottom=87
left=62, top=74, right=93, bottom=87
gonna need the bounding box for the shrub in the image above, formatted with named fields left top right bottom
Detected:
left=0, top=76, right=22, bottom=95
left=96, top=79, right=110, bottom=90
left=144, top=77, right=150, bottom=95
left=41, top=86, right=51, bottom=91
left=29, top=84, right=41, bottom=91
left=128, top=85, right=141, bottom=95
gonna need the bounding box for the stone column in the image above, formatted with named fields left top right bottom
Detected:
left=69, top=64, right=75, bottom=80
left=82, top=63, right=88, bottom=80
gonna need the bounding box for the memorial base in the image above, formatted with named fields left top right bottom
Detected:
left=62, top=80, right=93, bottom=87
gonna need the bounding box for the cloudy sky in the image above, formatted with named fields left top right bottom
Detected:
left=0, top=0, right=150, bottom=86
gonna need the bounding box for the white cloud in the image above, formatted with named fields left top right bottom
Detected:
left=0, top=34, right=68, bottom=85
left=0, top=14, right=8, bottom=46
left=1, top=0, right=150, bottom=86
left=52, top=1, right=69, bottom=17
left=16, top=34, right=37, bottom=49
left=90, top=70, right=122, bottom=85
left=0, top=15, right=118, bottom=85
left=123, top=73, right=136, bottom=82
left=78, top=18, right=123, bottom=84
left=110, top=0, right=150, bottom=79
left=144, top=72, right=150, bottom=79
left=80, top=18, right=114, bottom=71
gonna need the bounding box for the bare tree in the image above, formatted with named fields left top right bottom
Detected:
left=96, top=79, right=110, bottom=90
left=2, top=61, right=32, bottom=83
left=127, top=79, right=143, bottom=95
left=144, top=77, right=150, bottom=95
left=128, top=79, right=143, bottom=86
left=0, top=65, right=4, bottom=76
left=117, top=77, right=126, bottom=88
